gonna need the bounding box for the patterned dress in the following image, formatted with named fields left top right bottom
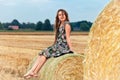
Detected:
left=39, top=22, right=73, bottom=58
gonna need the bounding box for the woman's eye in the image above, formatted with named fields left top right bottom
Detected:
left=59, top=14, right=62, bottom=16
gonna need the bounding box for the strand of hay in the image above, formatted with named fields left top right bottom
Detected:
left=84, top=0, right=120, bottom=80
left=28, top=53, right=84, bottom=80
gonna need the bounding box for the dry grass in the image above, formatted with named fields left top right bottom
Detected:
left=84, top=0, right=120, bottom=80
left=0, top=32, right=88, bottom=80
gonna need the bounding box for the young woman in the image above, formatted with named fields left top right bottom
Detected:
left=24, top=9, right=73, bottom=79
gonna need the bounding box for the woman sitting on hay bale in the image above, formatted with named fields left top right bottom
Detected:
left=24, top=9, right=74, bottom=79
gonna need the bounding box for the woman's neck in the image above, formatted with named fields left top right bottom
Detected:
left=60, top=21, right=65, bottom=26
left=61, top=21, right=64, bottom=24
left=60, top=23, right=64, bottom=27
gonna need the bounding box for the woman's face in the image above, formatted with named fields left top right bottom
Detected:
left=58, top=11, right=66, bottom=22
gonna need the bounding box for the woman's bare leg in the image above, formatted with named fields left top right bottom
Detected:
left=24, top=55, right=47, bottom=78
left=33, top=55, right=46, bottom=74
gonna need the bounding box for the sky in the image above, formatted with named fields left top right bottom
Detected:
left=0, top=0, right=110, bottom=24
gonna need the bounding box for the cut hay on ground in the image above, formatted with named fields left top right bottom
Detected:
left=0, top=34, right=88, bottom=80
left=29, top=54, right=84, bottom=80
left=84, top=0, right=120, bottom=80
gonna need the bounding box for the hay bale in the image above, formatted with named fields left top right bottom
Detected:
left=29, top=54, right=84, bottom=80
left=84, top=0, right=120, bottom=80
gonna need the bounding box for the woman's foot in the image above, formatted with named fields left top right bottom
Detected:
left=25, top=75, right=33, bottom=79
left=32, top=73, right=38, bottom=77
left=24, top=71, right=34, bottom=78
left=24, top=71, right=38, bottom=79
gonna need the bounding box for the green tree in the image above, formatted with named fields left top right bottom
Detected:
left=70, top=23, right=74, bottom=31
left=36, top=21, right=43, bottom=30
left=11, top=19, right=21, bottom=28
left=2, top=23, right=11, bottom=29
left=0, top=22, right=3, bottom=30
left=26, top=22, right=35, bottom=29
left=43, top=19, right=52, bottom=31
left=80, top=22, right=90, bottom=31
left=21, top=22, right=26, bottom=29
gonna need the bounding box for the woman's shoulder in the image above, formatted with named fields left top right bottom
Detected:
left=64, top=21, right=70, bottom=27
left=64, top=21, right=71, bottom=27
left=64, top=21, right=71, bottom=31
left=64, top=21, right=70, bottom=25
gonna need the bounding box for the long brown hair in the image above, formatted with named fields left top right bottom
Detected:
left=54, top=9, right=69, bottom=39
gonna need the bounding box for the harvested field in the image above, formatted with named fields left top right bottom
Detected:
left=0, top=32, right=88, bottom=80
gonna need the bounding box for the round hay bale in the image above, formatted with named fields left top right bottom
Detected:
left=84, top=0, right=120, bottom=80
left=28, top=54, right=84, bottom=80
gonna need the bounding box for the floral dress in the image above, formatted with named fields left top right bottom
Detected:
left=39, top=22, right=73, bottom=58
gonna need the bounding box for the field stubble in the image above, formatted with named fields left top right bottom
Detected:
left=0, top=32, right=88, bottom=80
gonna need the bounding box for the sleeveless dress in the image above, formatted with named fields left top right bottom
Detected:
left=39, top=22, right=73, bottom=59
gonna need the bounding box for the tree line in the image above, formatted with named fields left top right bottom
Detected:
left=0, top=19, right=92, bottom=32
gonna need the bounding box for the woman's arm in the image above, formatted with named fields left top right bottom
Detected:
left=65, top=23, right=73, bottom=51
